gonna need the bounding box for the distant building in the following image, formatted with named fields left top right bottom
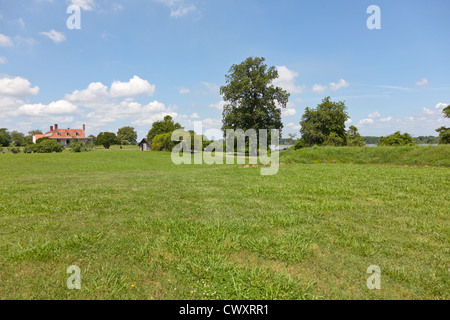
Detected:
left=33, top=124, right=94, bottom=146
left=138, top=138, right=151, bottom=151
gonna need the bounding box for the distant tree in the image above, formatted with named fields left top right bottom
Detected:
left=347, top=126, right=365, bottom=147
left=0, top=128, right=11, bottom=147
left=300, top=97, right=349, bottom=146
left=287, top=133, right=297, bottom=145
left=378, top=131, right=416, bottom=146
left=69, top=139, right=94, bottom=153
left=95, top=132, right=117, bottom=149
left=117, top=126, right=138, bottom=145
left=151, top=132, right=177, bottom=151
left=221, top=57, right=289, bottom=136
left=25, top=130, right=43, bottom=144
left=435, top=105, right=450, bottom=144
left=147, top=116, right=182, bottom=142
left=10, top=131, right=26, bottom=147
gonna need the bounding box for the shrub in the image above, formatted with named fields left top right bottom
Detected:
left=378, top=131, right=416, bottom=146
left=8, top=145, right=21, bottom=154
left=151, top=133, right=177, bottom=151
left=31, top=140, right=65, bottom=153
left=70, top=140, right=94, bottom=153
left=23, top=145, right=33, bottom=154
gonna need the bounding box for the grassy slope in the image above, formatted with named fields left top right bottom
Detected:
left=0, top=147, right=448, bottom=300
left=280, top=145, right=450, bottom=167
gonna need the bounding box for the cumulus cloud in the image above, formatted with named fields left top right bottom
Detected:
left=368, top=111, right=381, bottom=119
left=39, top=30, right=66, bottom=43
left=329, top=79, right=349, bottom=91
left=15, top=100, right=78, bottom=117
left=282, top=108, right=297, bottom=117
left=110, top=76, right=156, bottom=98
left=179, top=87, right=190, bottom=94
left=0, top=34, right=13, bottom=47
left=415, top=78, right=429, bottom=87
left=312, top=84, right=327, bottom=94
left=273, top=66, right=305, bottom=94
left=0, top=76, right=39, bottom=97
left=358, top=118, right=375, bottom=126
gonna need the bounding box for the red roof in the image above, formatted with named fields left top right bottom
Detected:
left=33, top=126, right=87, bottom=141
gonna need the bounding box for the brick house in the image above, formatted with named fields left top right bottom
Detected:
left=33, top=124, right=94, bottom=146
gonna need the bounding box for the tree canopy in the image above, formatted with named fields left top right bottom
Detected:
left=299, top=97, right=349, bottom=146
left=0, top=129, right=11, bottom=147
left=117, top=126, right=138, bottom=145
left=220, top=57, right=289, bottom=134
left=147, top=116, right=182, bottom=142
left=95, top=132, right=118, bottom=149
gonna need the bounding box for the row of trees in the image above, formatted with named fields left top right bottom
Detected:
left=218, top=56, right=450, bottom=148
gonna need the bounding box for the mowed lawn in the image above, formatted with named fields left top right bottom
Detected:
left=0, top=147, right=448, bottom=300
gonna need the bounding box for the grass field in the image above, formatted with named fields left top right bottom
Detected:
left=0, top=146, right=449, bottom=300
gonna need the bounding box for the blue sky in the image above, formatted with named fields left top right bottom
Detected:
left=0, top=0, right=449, bottom=140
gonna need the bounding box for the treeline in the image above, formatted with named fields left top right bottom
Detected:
left=362, top=136, right=440, bottom=145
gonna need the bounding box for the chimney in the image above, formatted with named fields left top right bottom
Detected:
left=83, top=124, right=86, bottom=132
left=55, top=124, right=58, bottom=130
left=50, top=126, right=54, bottom=131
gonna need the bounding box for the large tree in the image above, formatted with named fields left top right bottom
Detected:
left=117, top=126, right=138, bottom=145
left=220, top=57, right=289, bottom=135
left=10, top=131, right=26, bottom=147
left=299, top=97, right=349, bottom=146
left=147, top=115, right=182, bottom=142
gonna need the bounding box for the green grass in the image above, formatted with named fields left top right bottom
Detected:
left=280, top=145, right=450, bottom=167
left=0, top=147, right=449, bottom=300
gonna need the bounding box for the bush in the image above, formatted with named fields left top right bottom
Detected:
left=378, top=131, right=416, bottom=146
left=70, top=140, right=94, bottom=153
left=31, top=140, right=65, bottom=153
left=8, top=145, right=20, bottom=154
left=23, top=145, right=33, bottom=154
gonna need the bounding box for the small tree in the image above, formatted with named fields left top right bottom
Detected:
left=300, top=97, right=349, bottom=146
left=147, top=116, right=182, bottom=142
left=347, top=126, right=365, bottom=147
left=117, top=126, right=138, bottom=145
left=378, top=131, right=416, bottom=146
left=95, top=132, right=117, bottom=149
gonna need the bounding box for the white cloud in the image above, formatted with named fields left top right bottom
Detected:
left=312, top=84, right=327, bottom=94
left=282, top=108, right=297, bottom=117
left=273, top=66, right=305, bottom=94
left=415, top=78, right=429, bottom=87
left=70, top=0, right=96, bottom=11
left=0, top=34, right=13, bottom=47
left=209, top=101, right=226, bottom=111
left=345, top=119, right=353, bottom=125
left=0, top=56, right=7, bottom=64
left=380, top=116, right=392, bottom=123
left=39, top=30, right=66, bottom=43
left=0, top=76, right=39, bottom=97
left=65, top=82, right=109, bottom=103
left=110, top=76, right=156, bottom=98
left=368, top=111, right=381, bottom=119
left=329, top=79, right=349, bottom=91
left=15, top=100, right=78, bottom=117
left=155, top=0, right=198, bottom=18
left=358, top=118, right=375, bottom=126
left=179, top=87, right=190, bottom=94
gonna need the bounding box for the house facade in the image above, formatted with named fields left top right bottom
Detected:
left=138, top=138, right=151, bottom=151
left=33, top=124, right=94, bottom=146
